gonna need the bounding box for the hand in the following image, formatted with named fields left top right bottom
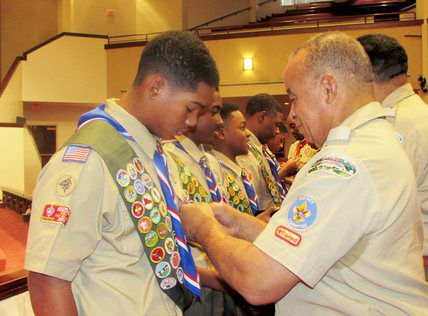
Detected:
left=256, top=206, right=279, bottom=223
left=211, top=203, right=242, bottom=237
left=281, top=157, right=299, bottom=175
left=179, top=203, right=216, bottom=242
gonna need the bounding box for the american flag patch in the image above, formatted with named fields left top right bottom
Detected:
left=62, top=145, right=92, bottom=163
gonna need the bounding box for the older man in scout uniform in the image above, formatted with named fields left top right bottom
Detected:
left=238, top=94, right=287, bottom=211
left=25, top=31, right=219, bottom=315
left=358, top=34, right=428, bottom=279
left=179, top=32, right=428, bottom=314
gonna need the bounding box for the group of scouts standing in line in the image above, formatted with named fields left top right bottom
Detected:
left=24, top=29, right=427, bottom=315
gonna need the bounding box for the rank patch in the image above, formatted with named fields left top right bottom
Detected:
left=307, top=151, right=357, bottom=179
left=62, top=145, right=92, bottom=163
left=275, top=226, right=301, bottom=246
left=56, top=175, right=76, bottom=197
left=41, top=204, right=71, bottom=226
left=287, top=195, right=317, bottom=230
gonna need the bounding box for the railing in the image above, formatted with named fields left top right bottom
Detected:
left=107, top=10, right=418, bottom=46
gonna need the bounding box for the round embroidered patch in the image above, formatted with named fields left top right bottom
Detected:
left=170, top=251, right=180, bottom=268
left=56, top=175, right=77, bottom=197
left=150, top=208, right=161, bottom=224
left=151, top=188, right=161, bottom=204
left=158, top=201, right=167, bottom=217
left=127, top=163, right=138, bottom=180
left=176, top=267, right=184, bottom=284
left=116, top=169, right=130, bottom=187
left=145, top=231, right=159, bottom=248
left=142, top=193, right=154, bottom=210
left=150, top=247, right=165, bottom=263
left=138, top=217, right=152, bottom=233
left=134, top=179, right=145, bottom=195
left=156, top=261, right=171, bottom=278
left=164, top=237, right=175, bottom=254
left=160, top=277, right=177, bottom=290
left=287, top=195, right=318, bottom=230
left=133, top=158, right=144, bottom=174
left=123, top=186, right=137, bottom=203
left=132, top=201, right=145, bottom=218
left=157, top=222, right=168, bottom=239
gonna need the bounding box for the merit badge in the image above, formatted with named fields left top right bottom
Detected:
left=133, top=157, right=144, bottom=174
left=134, top=179, right=145, bottom=195
left=205, top=195, right=211, bottom=203
left=237, top=190, right=244, bottom=200
left=228, top=187, right=235, bottom=196
left=157, top=222, right=168, bottom=239
left=151, top=188, right=161, bottom=203
left=62, top=145, right=91, bottom=163
left=127, top=163, right=138, bottom=180
left=56, top=175, right=76, bottom=197
left=138, top=217, right=152, bottom=233
left=307, top=151, right=357, bottom=179
left=287, top=195, right=317, bottom=230
left=142, top=193, right=154, bottom=210
left=145, top=231, right=159, bottom=248
left=232, top=183, right=239, bottom=192
left=275, top=226, right=301, bottom=247
left=199, top=186, right=207, bottom=198
left=193, top=193, right=202, bottom=204
left=232, top=195, right=240, bottom=206
left=41, top=204, right=71, bottom=226
left=191, top=176, right=199, bottom=187
left=187, top=183, right=196, bottom=195
left=123, top=186, right=137, bottom=203
left=150, top=247, right=165, bottom=263
left=116, top=169, right=130, bottom=187
left=176, top=267, right=184, bottom=284
left=132, top=202, right=145, bottom=218
left=243, top=200, right=250, bottom=208
left=158, top=201, right=167, bottom=217
left=237, top=204, right=245, bottom=212
left=156, top=262, right=172, bottom=278
left=165, top=237, right=175, bottom=254
left=184, top=167, right=192, bottom=177
left=165, top=216, right=173, bottom=232
left=170, top=251, right=180, bottom=268
left=141, top=173, right=153, bottom=189
left=160, top=277, right=177, bottom=290
left=180, top=172, right=189, bottom=184
left=150, top=208, right=161, bottom=224
left=226, top=174, right=233, bottom=184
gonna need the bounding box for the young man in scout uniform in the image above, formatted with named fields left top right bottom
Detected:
left=162, top=90, right=230, bottom=315
left=179, top=32, right=428, bottom=314
left=358, top=34, right=428, bottom=279
left=237, top=94, right=287, bottom=210
left=25, top=31, right=219, bottom=315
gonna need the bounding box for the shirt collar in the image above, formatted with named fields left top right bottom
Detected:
left=325, top=102, right=385, bottom=144
left=175, top=135, right=205, bottom=162
left=105, top=98, right=158, bottom=158
left=212, top=150, right=242, bottom=177
left=248, top=130, right=263, bottom=150
left=381, top=83, right=415, bottom=109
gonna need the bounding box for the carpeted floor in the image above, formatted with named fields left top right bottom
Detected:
left=0, top=208, right=29, bottom=276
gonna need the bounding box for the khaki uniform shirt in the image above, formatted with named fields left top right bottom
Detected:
left=382, top=83, right=428, bottom=256
left=287, top=139, right=318, bottom=169
left=25, top=99, right=182, bottom=315
left=254, top=102, right=427, bottom=314
left=212, top=150, right=253, bottom=214
left=163, top=136, right=226, bottom=268
left=237, top=132, right=277, bottom=210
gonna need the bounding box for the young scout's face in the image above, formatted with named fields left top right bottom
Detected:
left=258, top=111, right=283, bottom=144
left=188, top=91, right=224, bottom=145
left=157, top=81, right=216, bottom=138
left=224, top=110, right=250, bottom=157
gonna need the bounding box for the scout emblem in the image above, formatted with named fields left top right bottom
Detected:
left=56, top=175, right=77, bottom=197
left=116, top=169, right=130, bottom=187
left=287, top=195, right=318, bottom=230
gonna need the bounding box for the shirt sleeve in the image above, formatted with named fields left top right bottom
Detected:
left=25, top=147, right=106, bottom=281
left=253, top=156, right=378, bottom=287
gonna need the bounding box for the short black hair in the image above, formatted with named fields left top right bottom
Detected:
left=245, top=93, right=283, bottom=116
left=357, top=34, right=408, bottom=83
left=278, top=121, right=287, bottom=133
left=133, top=31, right=219, bottom=91
left=220, top=103, right=239, bottom=121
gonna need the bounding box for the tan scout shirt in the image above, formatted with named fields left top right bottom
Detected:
left=25, top=99, right=182, bottom=315
left=163, top=136, right=225, bottom=268
left=237, top=132, right=277, bottom=210
left=382, top=83, right=428, bottom=256
left=212, top=150, right=252, bottom=212
left=254, top=102, right=428, bottom=314
left=287, top=139, right=318, bottom=169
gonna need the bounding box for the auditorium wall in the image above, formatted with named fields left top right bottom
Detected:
left=0, top=63, right=23, bottom=123
left=0, top=128, right=25, bottom=193
left=106, top=24, right=423, bottom=98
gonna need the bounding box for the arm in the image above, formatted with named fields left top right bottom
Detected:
left=278, top=157, right=299, bottom=179
left=28, top=271, right=78, bottom=315
left=181, top=203, right=300, bottom=305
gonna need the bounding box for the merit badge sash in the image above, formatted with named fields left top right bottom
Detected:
left=65, top=119, right=194, bottom=311
left=248, top=142, right=283, bottom=207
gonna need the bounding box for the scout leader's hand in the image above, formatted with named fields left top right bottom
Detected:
left=179, top=203, right=217, bottom=243
left=210, top=203, right=243, bottom=237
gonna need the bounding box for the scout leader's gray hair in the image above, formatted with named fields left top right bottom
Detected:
left=291, top=32, right=373, bottom=89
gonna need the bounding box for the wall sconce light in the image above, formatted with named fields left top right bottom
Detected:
left=243, top=58, right=253, bottom=70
